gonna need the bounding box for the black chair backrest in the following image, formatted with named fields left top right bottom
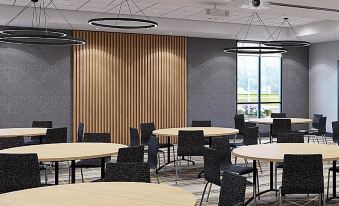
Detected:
left=129, top=128, right=140, bottom=146
left=45, top=127, right=67, bottom=144
left=317, top=117, right=327, bottom=135
left=234, top=114, right=244, bottom=119
left=105, top=162, right=150, bottom=183
left=271, top=113, right=286, bottom=118
left=203, top=148, right=221, bottom=186
left=332, top=121, right=339, bottom=143
left=243, top=126, right=259, bottom=146
left=191, top=121, right=212, bottom=127
left=77, top=122, right=84, bottom=142
left=271, top=119, right=291, bottom=137
left=234, top=116, right=246, bottom=135
left=0, top=153, right=41, bottom=194
left=281, top=154, right=324, bottom=195
left=218, top=171, right=247, bottom=206
left=32, top=121, right=52, bottom=128
left=147, top=135, right=159, bottom=169
left=312, top=114, right=323, bottom=129
left=140, top=123, right=155, bottom=145
left=117, top=146, right=144, bottom=163
left=0, top=137, right=24, bottom=150
left=277, top=133, right=304, bottom=143
left=83, top=133, right=111, bottom=143
left=211, top=137, right=232, bottom=165
left=177, top=130, right=205, bottom=156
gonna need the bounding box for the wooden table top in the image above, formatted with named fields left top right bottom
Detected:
left=248, top=118, right=312, bottom=125
left=0, top=143, right=127, bottom=162
left=232, top=143, right=339, bottom=162
left=0, top=182, right=197, bottom=206
left=0, top=128, right=47, bottom=138
left=153, top=127, right=239, bottom=137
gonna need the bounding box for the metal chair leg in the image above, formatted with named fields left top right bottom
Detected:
left=279, top=187, right=283, bottom=206
left=175, top=155, right=179, bottom=185
left=327, top=170, right=330, bottom=199
left=200, top=182, right=209, bottom=206
left=162, top=152, right=167, bottom=176
left=234, top=134, right=237, bottom=143
left=206, top=183, right=213, bottom=202
left=44, top=169, right=48, bottom=184
left=81, top=168, right=84, bottom=183
left=258, top=160, right=263, bottom=174
left=172, top=146, right=176, bottom=163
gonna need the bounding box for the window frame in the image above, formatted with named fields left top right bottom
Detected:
left=236, top=41, right=283, bottom=118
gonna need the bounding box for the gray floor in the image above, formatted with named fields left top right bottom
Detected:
left=41, top=137, right=339, bottom=206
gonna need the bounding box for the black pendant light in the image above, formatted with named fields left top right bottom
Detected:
left=263, top=18, right=310, bottom=47
left=0, top=0, right=85, bottom=46
left=88, top=0, right=158, bottom=29
left=224, top=12, right=287, bottom=54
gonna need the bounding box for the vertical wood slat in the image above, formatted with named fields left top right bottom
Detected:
left=73, top=31, right=187, bottom=145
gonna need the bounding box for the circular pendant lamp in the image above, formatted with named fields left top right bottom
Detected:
left=223, top=12, right=287, bottom=54
left=263, top=18, right=310, bottom=47
left=0, top=0, right=85, bottom=46
left=88, top=0, right=158, bottom=30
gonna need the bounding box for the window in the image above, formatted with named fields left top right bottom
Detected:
left=237, top=42, right=282, bottom=118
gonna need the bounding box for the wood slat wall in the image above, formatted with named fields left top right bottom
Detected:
left=73, top=30, right=187, bottom=144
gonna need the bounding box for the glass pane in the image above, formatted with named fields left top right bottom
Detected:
left=237, top=104, right=259, bottom=118
left=237, top=55, right=259, bottom=103
left=260, top=103, right=281, bottom=118
left=260, top=56, right=281, bottom=103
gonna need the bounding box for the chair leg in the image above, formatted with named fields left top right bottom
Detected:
left=172, top=146, right=176, bottom=163
left=256, top=172, right=260, bottom=200
left=44, top=169, right=48, bottom=184
left=162, top=152, right=167, bottom=176
left=175, top=155, right=180, bottom=185
left=235, top=156, right=237, bottom=165
left=155, top=170, right=160, bottom=184
left=279, top=187, right=283, bottom=206
left=81, top=168, right=84, bottom=183
left=200, top=182, right=209, bottom=206
left=327, top=170, right=330, bottom=199
left=234, top=134, right=237, bottom=143
left=258, top=160, right=263, bottom=174
left=275, top=166, right=278, bottom=197
left=206, top=183, right=213, bottom=202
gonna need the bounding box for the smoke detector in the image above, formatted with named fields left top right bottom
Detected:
left=237, top=0, right=270, bottom=10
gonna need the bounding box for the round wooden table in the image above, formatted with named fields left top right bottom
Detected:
left=0, top=182, right=197, bottom=206
left=248, top=118, right=312, bottom=125
left=232, top=143, right=339, bottom=203
left=0, top=143, right=127, bottom=184
left=0, top=128, right=47, bottom=137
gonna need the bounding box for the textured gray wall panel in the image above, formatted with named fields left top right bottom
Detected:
left=187, top=37, right=237, bottom=127
left=0, top=43, right=72, bottom=139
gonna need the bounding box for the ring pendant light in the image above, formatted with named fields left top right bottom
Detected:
left=223, top=12, right=287, bottom=54
left=0, top=0, right=85, bottom=46
left=88, top=0, right=158, bottom=29
left=263, top=18, right=310, bottom=47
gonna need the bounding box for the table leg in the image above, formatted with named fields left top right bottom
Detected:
left=270, top=162, right=274, bottom=191
left=253, top=160, right=257, bottom=203
left=71, top=160, right=75, bottom=184
left=54, top=161, right=59, bottom=185
left=101, top=157, right=106, bottom=179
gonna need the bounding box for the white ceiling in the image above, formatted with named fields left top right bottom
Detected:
left=0, top=0, right=339, bottom=43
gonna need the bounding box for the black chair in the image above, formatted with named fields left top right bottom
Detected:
left=234, top=115, right=257, bottom=143
left=129, top=127, right=140, bottom=146
left=140, top=122, right=175, bottom=163
left=200, top=146, right=254, bottom=206
left=74, top=133, right=111, bottom=182
left=312, top=114, right=324, bottom=130
left=192, top=120, right=212, bottom=146
left=117, top=146, right=144, bottom=163
left=271, top=113, right=287, bottom=118
left=271, top=119, right=291, bottom=143
left=0, top=153, right=41, bottom=193
left=332, top=121, right=339, bottom=145
left=77, top=122, right=84, bottom=142
left=218, top=171, right=247, bottom=206
left=105, top=162, right=150, bottom=183
left=300, top=116, right=327, bottom=144
left=0, top=136, right=25, bottom=150
left=279, top=154, right=325, bottom=206
left=275, top=133, right=305, bottom=192
left=192, top=120, right=212, bottom=127
left=30, top=120, right=53, bottom=144
left=148, top=135, right=166, bottom=183
left=176, top=130, right=205, bottom=184
left=44, top=127, right=68, bottom=144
